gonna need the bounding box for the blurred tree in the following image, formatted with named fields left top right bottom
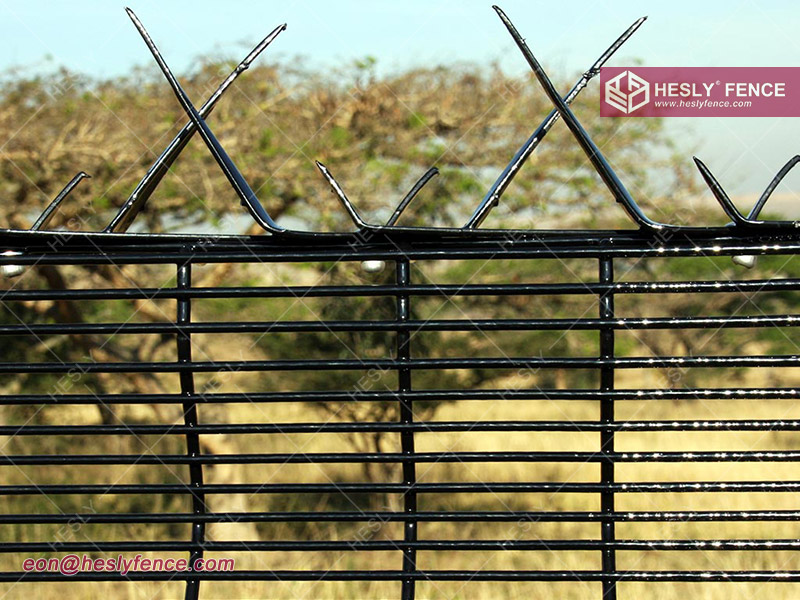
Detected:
left=0, top=58, right=694, bottom=233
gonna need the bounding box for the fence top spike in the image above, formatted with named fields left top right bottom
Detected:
left=694, top=156, right=799, bottom=229
left=105, top=23, right=286, bottom=233
left=465, top=14, right=647, bottom=229
left=3, top=171, right=91, bottom=278
left=125, top=7, right=284, bottom=234
left=749, top=155, right=800, bottom=220
left=692, top=156, right=748, bottom=225
left=238, top=23, right=287, bottom=71
left=492, top=5, right=665, bottom=232
left=315, top=161, right=369, bottom=229
left=32, top=171, right=91, bottom=231
left=586, top=16, right=646, bottom=76
left=385, top=167, right=438, bottom=227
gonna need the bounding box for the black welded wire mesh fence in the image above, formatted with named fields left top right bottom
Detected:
left=3, top=237, right=800, bottom=600
left=1, top=4, right=800, bottom=600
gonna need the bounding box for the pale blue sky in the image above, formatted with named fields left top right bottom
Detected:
left=0, top=0, right=798, bottom=198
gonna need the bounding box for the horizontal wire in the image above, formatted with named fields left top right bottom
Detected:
left=1, top=481, right=799, bottom=495
left=1, top=388, right=798, bottom=405
left=4, top=237, right=800, bottom=264
left=2, top=278, right=800, bottom=302
left=1, top=355, right=799, bottom=373
left=3, top=510, right=800, bottom=524
left=5, top=419, right=800, bottom=435
left=2, top=314, right=800, bottom=336
left=4, top=450, right=800, bottom=465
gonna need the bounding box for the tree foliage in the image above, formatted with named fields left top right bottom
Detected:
left=0, top=58, right=696, bottom=232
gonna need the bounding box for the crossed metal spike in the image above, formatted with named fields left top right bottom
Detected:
left=314, top=13, right=648, bottom=232
left=127, top=8, right=285, bottom=234
left=114, top=12, right=439, bottom=235
left=491, top=6, right=800, bottom=234
left=129, top=5, right=657, bottom=236
left=464, top=15, right=647, bottom=229
left=2, top=21, right=285, bottom=237
left=105, top=23, right=286, bottom=233
left=129, top=8, right=450, bottom=238
left=492, top=5, right=674, bottom=232
left=68, top=6, right=798, bottom=238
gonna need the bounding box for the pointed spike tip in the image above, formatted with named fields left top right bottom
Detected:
left=693, top=158, right=714, bottom=183
left=492, top=5, right=509, bottom=22
left=693, top=158, right=717, bottom=186
left=629, top=16, right=647, bottom=31
left=629, top=16, right=647, bottom=29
